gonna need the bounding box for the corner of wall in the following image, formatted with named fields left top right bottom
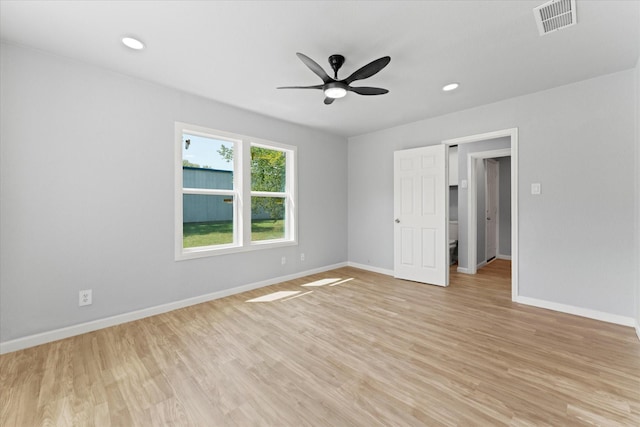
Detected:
left=636, top=45, right=640, bottom=340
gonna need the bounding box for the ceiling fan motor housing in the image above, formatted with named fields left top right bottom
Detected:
left=329, top=54, right=345, bottom=78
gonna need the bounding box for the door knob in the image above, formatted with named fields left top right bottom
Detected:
left=395, top=218, right=400, bottom=223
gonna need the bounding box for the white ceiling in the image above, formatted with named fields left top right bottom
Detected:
left=1, top=0, right=638, bottom=138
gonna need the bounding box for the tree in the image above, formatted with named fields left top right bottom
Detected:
left=182, top=159, right=201, bottom=168
left=182, top=160, right=212, bottom=169
left=217, top=145, right=286, bottom=221
left=250, top=147, right=286, bottom=221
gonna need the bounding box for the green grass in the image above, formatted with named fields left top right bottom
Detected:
left=183, top=219, right=284, bottom=248
left=250, top=219, right=286, bottom=242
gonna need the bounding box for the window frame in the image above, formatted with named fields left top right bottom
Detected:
left=175, top=122, right=297, bottom=260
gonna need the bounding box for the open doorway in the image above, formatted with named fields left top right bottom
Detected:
left=485, top=158, right=499, bottom=263
left=468, top=149, right=511, bottom=271
left=442, top=129, right=518, bottom=301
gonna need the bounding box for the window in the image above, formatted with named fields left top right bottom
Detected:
left=251, top=145, right=287, bottom=242
left=175, top=123, right=296, bottom=259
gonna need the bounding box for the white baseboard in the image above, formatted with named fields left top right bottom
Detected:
left=636, top=320, right=640, bottom=342
left=347, top=261, right=394, bottom=277
left=497, top=254, right=512, bottom=260
left=456, top=266, right=473, bottom=274
left=514, top=296, right=635, bottom=327
left=0, top=262, right=348, bottom=355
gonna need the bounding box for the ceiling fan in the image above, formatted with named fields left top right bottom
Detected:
left=278, top=53, right=391, bottom=105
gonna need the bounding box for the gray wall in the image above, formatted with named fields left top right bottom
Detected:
left=348, top=68, right=637, bottom=318
left=636, top=38, right=640, bottom=332
left=0, top=43, right=348, bottom=343
left=449, top=187, right=458, bottom=221
left=498, top=157, right=511, bottom=257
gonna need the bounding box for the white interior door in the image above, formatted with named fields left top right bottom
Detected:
left=485, top=158, right=498, bottom=261
left=394, top=145, right=448, bottom=286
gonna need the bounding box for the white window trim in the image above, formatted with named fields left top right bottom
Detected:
left=175, top=122, right=297, bottom=260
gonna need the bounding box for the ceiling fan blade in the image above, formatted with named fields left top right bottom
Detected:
left=324, top=97, right=335, bottom=105
left=296, top=52, right=332, bottom=84
left=344, top=56, right=391, bottom=84
left=277, top=84, right=324, bottom=90
left=348, top=86, right=389, bottom=95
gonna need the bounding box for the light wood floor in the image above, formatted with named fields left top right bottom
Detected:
left=2, top=260, right=639, bottom=426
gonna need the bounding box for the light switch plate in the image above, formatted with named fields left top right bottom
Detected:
left=531, top=183, right=541, bottom=195
left=460, top=179, right=468, bottom=189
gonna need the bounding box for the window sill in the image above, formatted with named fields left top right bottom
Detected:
left=176, top=239, right=298, bottom=261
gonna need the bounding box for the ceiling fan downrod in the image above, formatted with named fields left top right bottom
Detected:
left=328, top=54, right=345, bottom=79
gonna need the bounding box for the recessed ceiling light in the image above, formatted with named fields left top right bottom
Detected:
left=442, top=83, right=459, bottom=92
left=122, top=37, right=145, bottom=50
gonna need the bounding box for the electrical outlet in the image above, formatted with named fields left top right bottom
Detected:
left=300, top=253, right=305, bottom=261
left=281, top=256, right=286, bottom=265
left=79, top=289, right=92, bottom=306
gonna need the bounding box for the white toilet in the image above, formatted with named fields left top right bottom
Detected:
left=449, top=221, right=458, bottom=265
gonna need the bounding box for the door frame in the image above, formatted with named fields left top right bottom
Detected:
left=442, top=128, right=518, bottom=301
left=484, top=158, right=499, bottom=263
left=469, top=150, right=510, bottom=272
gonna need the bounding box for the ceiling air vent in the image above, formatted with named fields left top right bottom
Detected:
left=533, top=0, right=577, bottom=36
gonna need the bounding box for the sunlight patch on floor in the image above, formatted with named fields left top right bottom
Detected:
left=282, top=291, right=313, bottom=301
left=246, top=277, right=356, bottom=303
left=246, top=291, right=300, bottom=302
left=329, top=278, right=354, bottom=287
left=301, top=278, right=342, bottom=287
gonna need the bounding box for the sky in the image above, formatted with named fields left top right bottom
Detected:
left=182, top=133, right=233, bottom=171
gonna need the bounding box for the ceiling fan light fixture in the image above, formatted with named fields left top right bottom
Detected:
left=442, top=82, right=459, bottom=92
left=122, top=36, right=145, bottom=50
left=323, top=82, right=348, bottom=99
left=324, top=86, right=347, bottom=99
